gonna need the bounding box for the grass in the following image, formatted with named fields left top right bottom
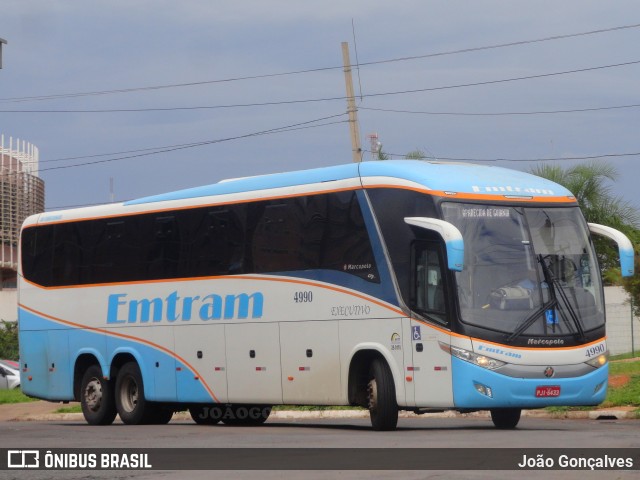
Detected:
left=545, top=357, right=640, bottom=414
left=55, top=404, right=81, bottom=414
left=610, top=352, right=640, bottom=361
left=0, top=389, right=38, bottom=405
left=600, top=358, right=640, bottom=410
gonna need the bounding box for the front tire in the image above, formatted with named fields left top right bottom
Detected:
left=80, top=365, right=117, bottom=426
left=490, top=408, right=521, bottom=429
left=368, top=359, right=398, bottom=431
left=115, top=362, right=149, bottom=425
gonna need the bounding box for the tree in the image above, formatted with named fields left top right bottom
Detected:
left=374, top=148, right=426, bottom=161
left=404, top=149, right=427, bottom=160
left=529, top=161, right=639, bottom=287
left=622, top=230, right=640, bottom=317
left=0, top=320, right=19, bottom=360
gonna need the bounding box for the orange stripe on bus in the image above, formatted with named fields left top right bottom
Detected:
left=18, top=303, right=220, bottom=403
left=21, top=275, right=408, bottom=317
left=363, top=183, right=577, bottom=204
left=22, top=185, right=361, bottom=227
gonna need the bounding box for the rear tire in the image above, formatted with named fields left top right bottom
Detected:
left=115, top=362, right=149, bottom=425
left=190, top=405, right=221, bottom=425
left=490, top=408, right=521, bottom=429
left=80, top=365, right=117, bottom=426
left=368, top=359, right=398, bottom=431
left=220, top=405, right=272, bottom=426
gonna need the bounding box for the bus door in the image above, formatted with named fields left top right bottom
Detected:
left=408, top=241, right=453, bottom=408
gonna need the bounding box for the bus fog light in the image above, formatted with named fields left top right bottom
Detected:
left=594, top=381, right=605, bottom=395
left=474, top=382, right=493, bottom=398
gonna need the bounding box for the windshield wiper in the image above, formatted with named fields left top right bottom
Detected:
left=538, top=254, right=586, bottom=341
left=506, top=298, right=557, bottom=342
left=506, top=255, right=586, bottom=342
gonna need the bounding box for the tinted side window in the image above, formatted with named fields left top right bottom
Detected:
left=21, top=226, right=53, bottom=286
left=21, top=190, right=380, bottom=286
left=368, top=188, right=438, bottom=305
left=252, top=202, right=303, bottom=272
left=184, top=207, right=246, bottom=276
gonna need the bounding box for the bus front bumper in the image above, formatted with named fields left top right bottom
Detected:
left=451, top=357, right=608, bottom=409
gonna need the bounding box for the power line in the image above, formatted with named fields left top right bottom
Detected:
left=38, top=113, right=349, bottom=173
left=49, top=149, right=640, bottom=210
left=2, top=22, right=640, bottom=104
left=360, top=103, right=640, bottom=117
left=363, top=149, right=640, bottom=162
left=3, top=59, right=639, bottom=114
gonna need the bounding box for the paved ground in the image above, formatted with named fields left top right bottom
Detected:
left=0, top=400, right=636, bottom=423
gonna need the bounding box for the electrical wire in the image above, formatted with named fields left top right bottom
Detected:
left=359, top=103, right=640, bottom=116
left=38, top=113, right=349, bottom=173
left=3, top=59, right=639, bottom=114
left=362, top=149, right=640, bottom=162
left=2, top=22, right=639, bottom=104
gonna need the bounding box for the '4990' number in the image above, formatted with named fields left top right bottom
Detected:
left=585, top=343, right=605, bottom=358
left=294, top=291, right=313, bottom=303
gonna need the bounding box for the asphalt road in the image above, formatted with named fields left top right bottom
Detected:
left=1, top=415, right=639, bottom=480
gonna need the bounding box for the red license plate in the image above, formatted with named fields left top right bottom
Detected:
left=535, top=386, right=561, bottom=397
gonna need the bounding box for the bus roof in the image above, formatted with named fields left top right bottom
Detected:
left=126, top=160, right=574, bottom=206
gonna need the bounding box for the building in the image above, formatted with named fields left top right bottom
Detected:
left=0, top=135, right=45, bottom=321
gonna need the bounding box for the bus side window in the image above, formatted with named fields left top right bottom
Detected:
left=412, top=242, right=447, bottom=325
left=147, top=216, right=180, bottom=278
left=191, top=208, right=246, bottom=275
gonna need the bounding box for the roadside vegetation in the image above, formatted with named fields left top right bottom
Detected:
left=0, top=389, right=37, bottom=405
left=602, top=357, right=640, bottom=410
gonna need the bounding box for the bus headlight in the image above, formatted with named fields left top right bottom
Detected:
left=585, top=352, right=608, bottom=369
left=444, top=344, right=506, bottom=370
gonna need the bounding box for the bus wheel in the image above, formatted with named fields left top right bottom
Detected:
left=243, top=405, right=271, bottom=425
left=221, top=405, right=272, bottom=426
left=367, top=359, right=398, bottom=431
left=490, top=408, right=521, bottom=429
left=115, top=362, right=148, bottom=425
left=189, top=405, right=221, bottom=425
left=80, top=365, right=117, bottom=426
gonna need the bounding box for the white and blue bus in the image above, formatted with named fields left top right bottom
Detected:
left=18, top=160, right=634, bottom=430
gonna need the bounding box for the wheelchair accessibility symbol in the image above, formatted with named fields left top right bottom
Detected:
left=412, top=326, right=421, bottom=341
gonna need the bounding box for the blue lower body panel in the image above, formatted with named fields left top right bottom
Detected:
left=451, top=357, right=608, bottom=409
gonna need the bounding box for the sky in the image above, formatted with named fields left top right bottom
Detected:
left=1, top=0, right=639, bottom=212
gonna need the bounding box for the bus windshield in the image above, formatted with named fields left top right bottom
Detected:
left=441, top=203, right=604, bottom=336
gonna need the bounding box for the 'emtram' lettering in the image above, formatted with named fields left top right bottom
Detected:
left=107, top=291, right=264, bottom=324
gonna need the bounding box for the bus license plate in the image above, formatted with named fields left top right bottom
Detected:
left=535, top=386, right=561, bottom=397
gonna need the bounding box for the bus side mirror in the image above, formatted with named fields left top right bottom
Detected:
left=404, top=217, right=464, bottom=272
left=588, top=223, right=635, bottom=277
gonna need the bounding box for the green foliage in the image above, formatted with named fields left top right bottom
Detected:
left=530, top=162, right=640, bottom=286
left=376, top=149, right=389, bottom=160
left=55, top=404, right=82, bottom=414
left=604, top=362, right=640, bottom=408
left=0, top=389, right=36, bottom=405
left=404, top=149, right=427, bottom=160
left=622, top=239, right=640, bottom=317
left=0, top=320, right=19, bottom=361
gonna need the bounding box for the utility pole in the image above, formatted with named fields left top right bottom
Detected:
left=0, top=38, right=7, bottom=69
left=341, top=42, right=362, bottom=163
